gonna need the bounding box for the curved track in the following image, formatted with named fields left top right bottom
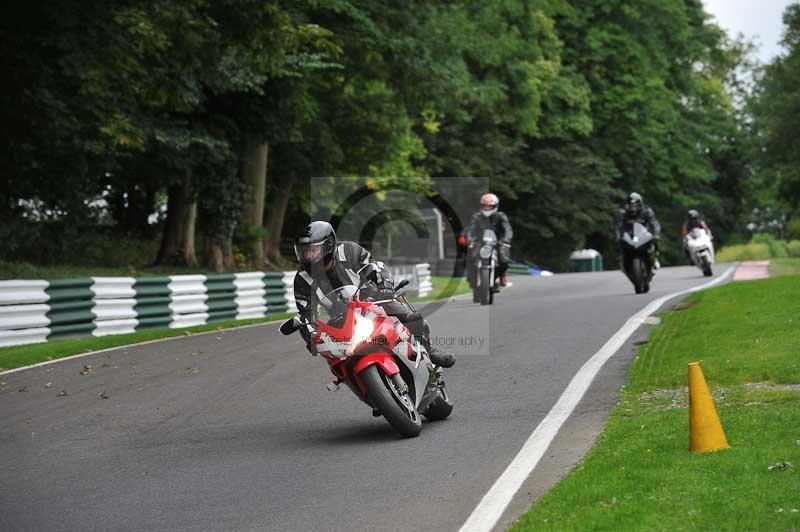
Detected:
left=0, top=265, right=731, bottom=532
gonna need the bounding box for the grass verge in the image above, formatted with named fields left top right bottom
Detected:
left=415, top=275, right=471, bottom=302
left=512, top=275, right=800, bottom=531
left=0, top=275, right=468, bottom=372
left=771, top=258, right=800, bottom=277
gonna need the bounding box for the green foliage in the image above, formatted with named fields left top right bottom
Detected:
left=1, top=0, right=752, bottom=271
left=716, top=243, right=771, bottom=262
left=0, top=221, right=158, bottom=268
left=750, top=3, right=800, bottom=236
left=716, top=234, right=800, bottom=262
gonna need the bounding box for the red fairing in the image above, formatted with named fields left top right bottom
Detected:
left=353, top=354, right=399, bottom=376
left=313, top=299, right=408, bottom=396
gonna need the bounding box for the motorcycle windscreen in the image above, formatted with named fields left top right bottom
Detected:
left=481, top=228, right=498, bottom=244
left=622, top=222, right=653, bottom=249
left=318, top=285, right=358, bottom=325
left=689, top=228, right=705, bottom=239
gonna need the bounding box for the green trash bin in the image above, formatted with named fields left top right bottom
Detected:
left=569, top=249, right=603, bottom=272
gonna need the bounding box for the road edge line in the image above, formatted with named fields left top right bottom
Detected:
left=458, top=265, right=736, bottom=532
left=0, top=317, right=290, bottom=377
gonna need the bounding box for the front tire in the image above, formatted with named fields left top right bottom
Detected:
left=701, top=256, right=713, bottom=277
left=479, top=268, right=492, bottom=305
left=631, top=257, right=648, bottom=294
left=360, top=364, right=422, bottom=438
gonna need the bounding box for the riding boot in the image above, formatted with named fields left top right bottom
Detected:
left=428, top=346, right=456, bottom=368
left=416, top=335, right=455, bottom=368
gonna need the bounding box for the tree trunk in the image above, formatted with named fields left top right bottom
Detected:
left=182, top=198, right=198, bottom=267
left=223, top=239, right=236, bottom=271
left=264, top=174, right=294, bottom=264
left=240, top=141, right=268, bottom=267
left=207, top=237, right=224, bottom=273
left=155, top=170, right=197, bottom=266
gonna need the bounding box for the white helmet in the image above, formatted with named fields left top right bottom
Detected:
left=480, top=193, right=499, bottom=217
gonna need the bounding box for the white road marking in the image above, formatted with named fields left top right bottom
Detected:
left=0, top=317, right=289, bottom=377
left=458, top=265, right=736, bottom=532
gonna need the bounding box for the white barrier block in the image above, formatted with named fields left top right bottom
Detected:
left=0, top=304, right=51, bottom=331
left=90, top=277, right=136, bottom=299
left=92, top=298, right=138, bottom=321
left=169, top=313, right=210, bottom=329
left=169, top=294, right=209, bottom=316
left=93, top=318, right=138, bottom=336
left=0, top=280, right=49, bottom=305
left=0, top=327, right=50, bottom=348
left=168, top=275, right=208, bottom=296
left=234, top=273, right=266, bottom=319
left=282, top=271, right=298, bottom=312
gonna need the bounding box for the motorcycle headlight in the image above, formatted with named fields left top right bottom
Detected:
left=479, top=245, right=493, bottom=259
left=346, top=313, right=375, bottom=356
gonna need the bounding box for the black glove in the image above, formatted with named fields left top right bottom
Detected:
left=299, top=324, right=318, bottom=355
left=376, top=287, right=396, bottom=301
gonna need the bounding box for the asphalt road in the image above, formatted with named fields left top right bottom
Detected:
left=0, top=265, right=731, bottom=532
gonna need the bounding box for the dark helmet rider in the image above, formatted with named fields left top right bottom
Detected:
left=292, top=221, right=455, bottom=368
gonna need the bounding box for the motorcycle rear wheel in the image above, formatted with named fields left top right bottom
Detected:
left=361, top=364, right=422, bottom=438
left=422, top=388, right=453, bottom=421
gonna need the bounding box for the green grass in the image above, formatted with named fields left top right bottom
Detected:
left=414, top=275, right=471, bottom=302
left=0, top=275, right=467, bottom=371
left=771, top=258, right=800, bottom=277
left=716, top=236, right=800, bottom=262
left=512, top=275, right=800, bottom=531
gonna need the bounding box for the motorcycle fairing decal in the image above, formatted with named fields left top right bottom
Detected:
left=351, top=354, right=401, bottom=396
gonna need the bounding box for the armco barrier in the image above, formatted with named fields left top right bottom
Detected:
left=0, top=263, right=431, bottom=348
left=415, top=263, right=433, bottom=297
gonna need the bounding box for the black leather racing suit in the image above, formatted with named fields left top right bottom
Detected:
left=465, top=211, right=513, bottom=286
left=615, top=206, right=661, bottom=242
left=615, top=206, right=661, bottom=267
left=293, top=241, right=427, bottom=352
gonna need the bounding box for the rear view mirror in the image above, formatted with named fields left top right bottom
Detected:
left=279, top=316, right=300, bottom=335
left=395, top=278, right=410, bottom=291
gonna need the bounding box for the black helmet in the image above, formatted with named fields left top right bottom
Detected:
left=294, top=221, right=336, bottom=266
left=688, top=209, right=700, bottom=220
left=626, top=192, right=643, bottom=216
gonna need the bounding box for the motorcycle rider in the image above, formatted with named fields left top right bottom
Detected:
left=615, top=192, right=662, bottom=269
left=681, top=209, right=713, bottom=263
left=465, top=193, right=513, bottom=287
left=292, top=221, right=455, bottom=368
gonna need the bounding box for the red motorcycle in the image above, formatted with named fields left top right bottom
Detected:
left=279, top=273, right=453, bottom=438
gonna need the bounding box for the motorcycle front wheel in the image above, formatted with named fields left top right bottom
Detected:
left=701, top=256, right=713, bottom=277
left=361, top=364, right=422, bottom=438
left=631, top=257, right=648, bottom=294
left=479, top=268, right=492, bottom=305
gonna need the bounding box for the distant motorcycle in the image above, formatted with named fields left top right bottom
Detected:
left=619, top=221, right=656, bottom=294
left=685, top=227, right=714, bottom=277
left=279, top=269, right=452, bottom=438
left=472, top=229, right=500, bottom=305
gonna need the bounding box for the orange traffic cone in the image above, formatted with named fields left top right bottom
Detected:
left=688, top=362, right=729, bottom=452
